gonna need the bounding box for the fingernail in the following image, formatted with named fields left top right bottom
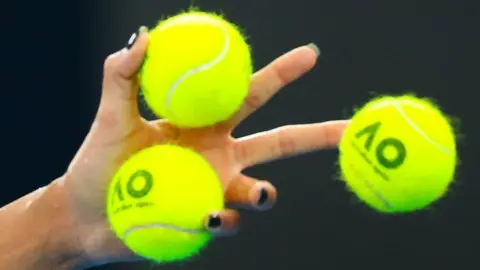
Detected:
left=307, top=43, right=320, bottom=57
left=125, top=26, right=147, bottom=50
left=257, top=188, right=269, bottom=206
left=207, top=214, right=222, bottom=229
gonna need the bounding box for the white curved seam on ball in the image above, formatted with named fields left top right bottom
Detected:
left=123, top=223, right=205, bottom=239
left=391, top=100, right=451, bottom=154
left=165, top=24, right=230, bottom=115
left=360, top=177, right=393, bottom=210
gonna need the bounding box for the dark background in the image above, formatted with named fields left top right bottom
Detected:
left=1, top=0, right=478, bottom=269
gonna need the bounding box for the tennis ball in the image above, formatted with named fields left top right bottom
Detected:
left=106, top=144, right=224, bottom=262
left=140, top=11, right=252, bottom=128
left=339, top=95, right=457, bottom=213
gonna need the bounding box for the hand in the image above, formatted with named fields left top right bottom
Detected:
left=58, top=26, right=348, bottom=265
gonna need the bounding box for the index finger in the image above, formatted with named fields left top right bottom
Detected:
left=234, top=120, right=349, bottom=168
left=227, top=44, right=320, bottom=127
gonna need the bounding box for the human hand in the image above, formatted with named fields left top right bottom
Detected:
left=58, top=26, right=348, bottom=265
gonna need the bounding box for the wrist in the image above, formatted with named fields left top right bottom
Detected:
left=33, top=180, right=86, bottom=269
left=56, top=173, right=139, bottom=268
left=0, top=180, right=85, bottom=269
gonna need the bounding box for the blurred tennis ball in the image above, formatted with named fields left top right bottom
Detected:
left=107, top=144, right=224, bottom=262
left=339, top=95, right=457, bottom=213
left=140, top=11, right=252, bottom=128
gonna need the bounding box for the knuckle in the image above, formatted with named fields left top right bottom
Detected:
left=273, top=67, right=290, bottom=86
left=275, top=126, right=296, bottom=156
left=321, top=121, right=337, bottom=147
left=233, top=141, right=249, bottom=165
left=243, top=92, right=263, bottom=110
left=103, top=53, right=119, bottom=73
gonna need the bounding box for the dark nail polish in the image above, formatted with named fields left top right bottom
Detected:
left=125, top=26, right=146, bottom=50
left=125, top=32, right=138, bottom=50
left=257, top=188, right=269, bottom=206
left=208, top=215, right=222, bottom=228
left=307, top=43, right=320, bottom=57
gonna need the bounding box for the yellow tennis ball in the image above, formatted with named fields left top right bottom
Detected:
left=106, top=144, right=224, bottom=262
left=339, top=95, right=457, bottom=213
left=140, top=11, right=252, bottom=128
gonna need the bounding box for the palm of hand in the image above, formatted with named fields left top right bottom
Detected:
left=66, top=118, right=243, bottom=221
left=60, top=28, right=347, bottom=262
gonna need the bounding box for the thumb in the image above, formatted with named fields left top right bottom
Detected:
left=97, top=26, right=149, bottom=129
left=116, top=26, right=149, bottom=80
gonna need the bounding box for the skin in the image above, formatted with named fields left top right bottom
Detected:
left=0, top=26, right=348, bottom=270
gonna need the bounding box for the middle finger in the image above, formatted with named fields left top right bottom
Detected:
left=234, top=120, right=349, bottom=168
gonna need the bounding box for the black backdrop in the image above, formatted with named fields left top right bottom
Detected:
left=1, top=0, right=478, bottom=269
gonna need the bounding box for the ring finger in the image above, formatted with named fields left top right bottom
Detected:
left=225, top=174, right=277, bottom=211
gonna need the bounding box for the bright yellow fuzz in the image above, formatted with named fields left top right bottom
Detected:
left=339, top=95, right=457, bottom=213
left=106, top=144, right=224, bottom=262
left=140, top=11, right=252, bottom=127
